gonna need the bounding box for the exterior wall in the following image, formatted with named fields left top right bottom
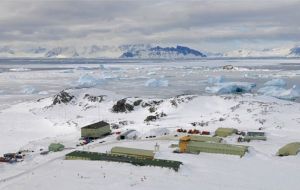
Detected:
left=277, top=142, right=300, bottom=156
left=111, top=152, right=153, bottom=159
left=179, top=140, right=189, bottom=153
left=190, top=135, right=222, bottom=143
left=111, top=147, right=154, bottom=159
left=244, top=136, right=266, bottom=141
left=187, top=142, right=247, bottom=157
left=81, top=125, right=111, bottom=138
left=247, top=132, right=265, bottom=137
left=65, top=151, right=182, bottom=171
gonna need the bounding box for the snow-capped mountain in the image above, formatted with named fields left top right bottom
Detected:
left=45, top=47, right=79, bottom=58
left=0, top=46, right=15, bottom=57
left=0, top=44, right=206, bottom=59
left=0, top=44, right=299, bottom=58
left=120, top=45, right=206, bottom=58
left=289, top=46, right=300, bottom=57
left=223, top=46, right=299, bottom=58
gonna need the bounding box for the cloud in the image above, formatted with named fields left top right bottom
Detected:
left=0, top=0, right=299, bottom=52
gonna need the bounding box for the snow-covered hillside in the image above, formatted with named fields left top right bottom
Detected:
left=1, top=87, right=300, bottom=190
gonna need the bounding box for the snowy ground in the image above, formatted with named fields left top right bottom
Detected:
left=0, top=58, right=300, bottom=189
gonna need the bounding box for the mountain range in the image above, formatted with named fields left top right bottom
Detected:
left=0, top=44, right=299, bottom=58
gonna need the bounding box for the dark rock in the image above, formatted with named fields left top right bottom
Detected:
left=83, top=94, right=106, bottom=102
left=149, top=107, right=157, bottom=113
left=112, top=99, right=134, bottom=113
left=133, top=99, right=143, bottom=106
left=191, top=121, right=209, bottom=127
left=53, top=91, right=74, bottom=105
left=144, top=115, right=158, bottom=122
left=111, top=123, right=120, bottom=129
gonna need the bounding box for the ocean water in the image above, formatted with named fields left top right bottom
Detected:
left=0, top=58, right=300, bottom=108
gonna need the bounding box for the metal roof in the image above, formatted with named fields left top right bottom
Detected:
left=188, top=141, right=248, bottom=152
left=215, top=128, right=237, bottom=133
left=277, top=142, right=300, bottom=156
left=189, top=135, right=222, bottom=143
left=111, top=146, right=154, bottom=157
left=82, top=121, right=110, bottom=129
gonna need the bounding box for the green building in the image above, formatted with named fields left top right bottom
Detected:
left=81, top=121, right=111, bottom=138
left=65, top=150, right=182, bottom=171
left=111, top=146, right=155, bottom=159
left=277, top=142, right=300, bottom=156
left=48, top=143, right=65, bottom=152
left=215, top=128, right=238, bottom=137
left=189, top=135, right=222, bottom=143
left=186, top=141, right=248, bottom=157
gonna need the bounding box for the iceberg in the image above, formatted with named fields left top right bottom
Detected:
left=145, top=78, right=169, bottom=87
left=21, top=85, right=36, bottom=94
left=205, top=82, right=256, bottom=94
left=207, top=76, right=225, bottom=84
left=257, top=85, right=300, bottom=100
left=76, top=74, right=105, bottom=87
left=264, top=79, right=286, bottom=87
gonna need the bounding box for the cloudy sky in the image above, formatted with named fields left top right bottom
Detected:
left=0, top=0, right=300, bottom=52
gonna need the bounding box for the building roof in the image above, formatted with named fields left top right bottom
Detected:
left=180, top=136, right=191, bottom=141
left=82, top=121, right=110, bottom=129
left=277, top=142, right=300, bottom=156
left=189, top=135, right=222, bottom=143
left=215, top=128, right=237, bottom=133
left=247, top=131, right=265, bottom=136
left=111, top=146, right=155, bottom=158
left=188, top=141, right=248, bottom=152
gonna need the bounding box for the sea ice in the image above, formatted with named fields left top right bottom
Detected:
left=76, top=74, right=105, bottom=87
left=264, top=78, right=286, bottom=87
left=9, top=67, right=31, bottom=72
left=207, top=76, right=225, bottom=84
left=21, top=85, right=36, bottom=94
left=205, top=82, right=256, bottom=94
left=145, top=78, right=169, bottom=87
left=258, top=85, right=300, bottom=100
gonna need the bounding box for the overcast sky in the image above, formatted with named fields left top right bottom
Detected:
left=0, top=0, right=299, bottom=52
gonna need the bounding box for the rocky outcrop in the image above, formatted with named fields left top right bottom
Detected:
left=52, top=91, right=74, bottom=105
left=112, top=99, right=134, bottom=113
left=83, top=94, right=106, bottom=103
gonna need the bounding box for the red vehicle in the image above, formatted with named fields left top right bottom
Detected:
left=201, top=131, right=210, bottom=135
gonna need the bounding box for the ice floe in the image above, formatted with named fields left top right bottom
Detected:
left=76, top=74, right=105, bottom=87
left=21, top=85, right=36, bottom=94
left=264, top=79, right=286, bottom=87
left=258, top=85, right=300, bottom=100
left=207, top=76, right=225, bottom=84
left=145, top=78, right=169, bottom=87
left=9, top=67, right=31, bottom=72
